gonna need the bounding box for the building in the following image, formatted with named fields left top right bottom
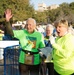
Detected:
left=48, top=4, right=59, bottom=10
left=37, top=3, right=59, bottom=12
left=38, top=3, right=47, bottom=12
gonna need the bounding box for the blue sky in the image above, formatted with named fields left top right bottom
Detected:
left=30, top=0, right=74, bottom=10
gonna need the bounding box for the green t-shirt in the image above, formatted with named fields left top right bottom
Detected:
left=13, top=29, right=45, bottom=65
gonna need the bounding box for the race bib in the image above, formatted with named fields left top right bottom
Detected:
left=25, top=54, right=34, bottom=65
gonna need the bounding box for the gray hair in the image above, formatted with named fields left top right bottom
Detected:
left=26, top=18, right=36, bottom=26
left=46, top=24, right=54, bottom=30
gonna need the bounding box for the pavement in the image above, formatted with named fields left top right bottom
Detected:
left=0, top=59, right=19, bottom=75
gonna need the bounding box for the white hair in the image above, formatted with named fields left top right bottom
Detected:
left=46, top=24, right=54, bottom=31
left=26, top=18, right=36, bottom=26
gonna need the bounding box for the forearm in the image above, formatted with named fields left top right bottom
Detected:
left=5, top=21, right=14, bottom=36
left=52, top=42, right=74, bottom=58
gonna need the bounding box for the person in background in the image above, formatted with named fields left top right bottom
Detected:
left=0, top=23, right=5, bottom=40
left=36, top=24, right=45, bottom=33
left=49, top=19, right=74, bottom=75
left=43, top=24, right=55, bottom=75
left=0, top=29, right=4, bottom=40
left=4, top=8, right=45, bottom=75
left=21, top=22, right=26, bottom=29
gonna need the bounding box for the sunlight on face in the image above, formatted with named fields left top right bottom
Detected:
left=26, top=19, right=36, bottom=33
left=54, top=19, right=68, bottom=37
left=56, top=24, right=68, bottom=37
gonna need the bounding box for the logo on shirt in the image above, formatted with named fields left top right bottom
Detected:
left=26, top=36, right=37, bottom=49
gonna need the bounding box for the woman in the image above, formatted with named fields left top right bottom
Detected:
left=40, top=24, right=55, bottom=75
left=50, top=19, right=74, bottom=75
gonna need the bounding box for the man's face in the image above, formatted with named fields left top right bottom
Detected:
left=56, top=24, right=68, bottom=37
left=26, top=20, right=36, bottom=33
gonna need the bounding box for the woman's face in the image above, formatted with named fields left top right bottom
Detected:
left=46, top=27, right=53, bottom=36
left=56, top=24, right=68, bottom=37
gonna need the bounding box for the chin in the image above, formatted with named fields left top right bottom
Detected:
left=58, top=34, right=61, bottom=37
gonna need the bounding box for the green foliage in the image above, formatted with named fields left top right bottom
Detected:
left=0, top=0, right=34, bottom=21
left=46, top=2, right=74, bottom=24
left=69, top=2, right=74, bottom=10
left=32, top=2, right=74, bottom=24
left=33, top=11, right=47, bottom=24
left=0, top=0, right=74, bottom=24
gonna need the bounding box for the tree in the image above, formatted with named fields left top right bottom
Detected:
left=69, top=2, right=74, bottom=10
left=0, top=0, right=35, bottom=21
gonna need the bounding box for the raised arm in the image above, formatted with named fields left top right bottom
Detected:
left=5, top=9, right=14, bottom=36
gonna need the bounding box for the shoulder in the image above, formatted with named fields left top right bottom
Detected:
left=34, top=31, right=44, bottom=39
left=66, top=33, right=74, bottom=39
left=34, top=30, right=42, bottom=35
left=62, top=33, right=74, bottom=43
left=13, top=29, right=27, bottom=35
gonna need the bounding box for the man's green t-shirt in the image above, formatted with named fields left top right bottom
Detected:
left=13, top=29, right=45, bottom=65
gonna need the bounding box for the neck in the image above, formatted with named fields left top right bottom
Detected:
left=28, top=30, right=35, bottom=34
left=63, top=31, right=68, bottom=36
left=60, top=31, right=68, bottom=37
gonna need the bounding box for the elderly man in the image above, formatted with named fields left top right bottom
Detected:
left=50, top=19, right=74, bottom=75
left=5, top=9, right=45, bottom=75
